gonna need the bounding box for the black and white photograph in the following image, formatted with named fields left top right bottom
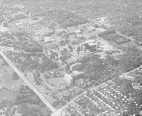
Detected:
left=0, top=0, right=142, bottom=116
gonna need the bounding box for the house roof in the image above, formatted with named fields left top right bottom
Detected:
left=0, top=27, right=10, bottom=32
left=87, top=26, right=95, bottom=30
left=65, top=58, right=75, bottom=64
left=13, top=13, right=27, bottom=20
left=63, top=74, right=73, bottom=84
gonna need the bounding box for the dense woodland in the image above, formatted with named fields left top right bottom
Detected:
left=45, top=9, right=88, bottom=28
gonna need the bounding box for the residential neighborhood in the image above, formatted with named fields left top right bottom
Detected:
left=0, top=0, right=142, bottom=116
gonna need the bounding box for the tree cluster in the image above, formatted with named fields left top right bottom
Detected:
left=117, top=47, right=142, bottom=73
left=80, top=54, right=118, bottom=83
left=45, top=9, right=88, bottom=28
left=12, top=72, right=20, bottom=80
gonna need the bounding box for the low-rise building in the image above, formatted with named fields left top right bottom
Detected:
left=63, top=74, right=73, bottom=85
left=12, top=12, right=27, bottom=20
left=0, top=27, right=9, bottom=32
left=70, top=63, right=82, bottom=71
left=65, top=57, right=75, bottom=65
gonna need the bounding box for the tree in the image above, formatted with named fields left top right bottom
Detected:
left=118, top=79, right=133, bottom=96
left=124, top=101, right=139, bottom=116
left=81, top=54, right=115, bottom=82
left=12, top=72, right=19, bottom=80
left=80, top=53, right=122, bottom=84
left=85, top=56, right=105, bottom=80
left=98, top=29, right=116, bottom=37
left=37, top=57, right=59, bottom=72
left=118, top=47, right=142, bottom=73
left=18, top=104, right=30, bottom=116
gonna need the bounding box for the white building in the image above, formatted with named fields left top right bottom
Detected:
left=0, top=27, right=10, bottom=32
left=96, top=28, right=106, bottom=33
left=63, top=74, right=73, bottom=85
left=70, top=63, right=82, bottom=71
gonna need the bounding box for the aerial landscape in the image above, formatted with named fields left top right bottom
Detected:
left=0, top=0, right=142, bottom=116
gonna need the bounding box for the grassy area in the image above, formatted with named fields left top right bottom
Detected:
left=0, top=59, right=23, bottom=91
left=0, top=89, right=18, bottom=102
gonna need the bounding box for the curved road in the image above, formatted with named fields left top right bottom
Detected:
left=0, top=50, right=57, bottom=113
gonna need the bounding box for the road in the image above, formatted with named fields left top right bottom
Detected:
left=0, top=50, right=57, bottom=113
left=0, top=47, right=85, bottom=116
left=90, top=18, right=137, bottom=42
left=52, top=78, right=115, bottom=116
left=40, top=73, right=55, bottom=90
left=116, top=31, right=134, bottom=41
left=52, top=91, right=87, bottom=116
left=1, top=11, right=138, bottom=116
left=33, top=36, right=62, bottom=68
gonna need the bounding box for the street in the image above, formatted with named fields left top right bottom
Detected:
left=0, top=50, right=57, bottom=113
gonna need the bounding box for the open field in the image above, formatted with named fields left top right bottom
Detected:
left=0, top=89, right=18, bottom=102
left=0, top=59, right=23, bottom=91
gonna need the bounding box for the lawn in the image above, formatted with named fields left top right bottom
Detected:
left=0, top=59, right=23, bottom=91
left=0, top=89, right=18, bottom=102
